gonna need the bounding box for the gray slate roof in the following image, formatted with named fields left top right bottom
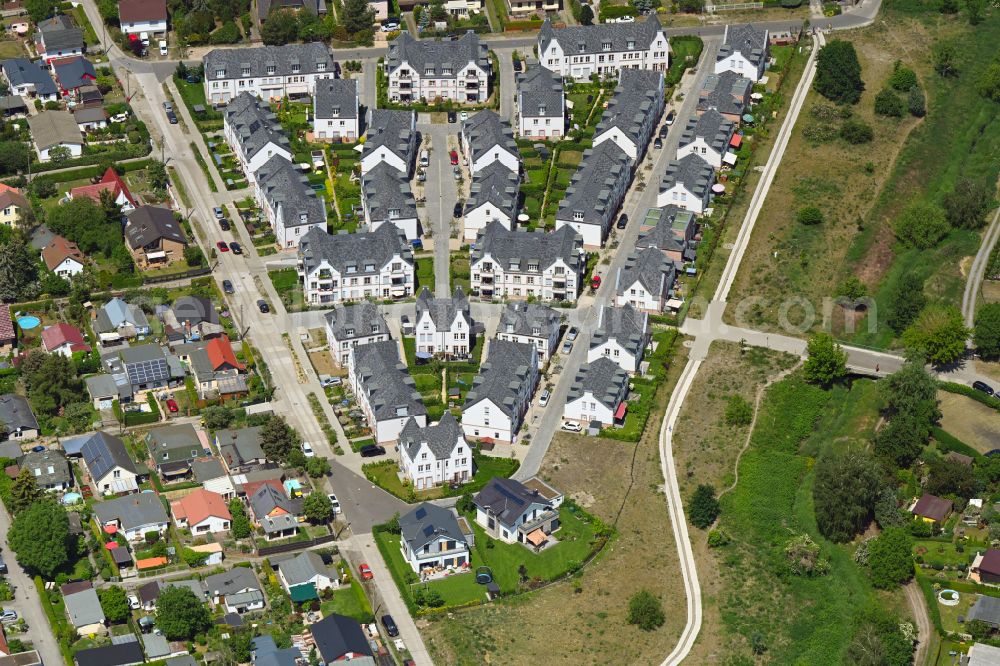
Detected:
left=204, top=567, right=260, bottom=597
left=416, top=286, right=470, bottom=331
left=678, top=109, right=735, bottom=154
left=298, top=224, right=413, bottom=277
left=474, top=476, right=552, bottom=526
left=204, top=43, right=332, bottom=81
left=95, top=297, right=150, bottom=335
left=1, top=58, right=57, bottom=96
left=567, top=356, right=629, bottom=408
left=223, top=93, right=290, bottom=163
left=93, top=493, right=169, bottom=530
left=217, top=426, right=265, bottom=469
left=462, top=110, right=518, bottom=165
left=352, top=340, right=426, bottom=422
left=399, top=502, right=466, bottom=552
left=594, top=69, right=663, bottom=149
left=324, top=301, right=388, bottom=342
left=387, top=31, right=488, bottom=78
left=277, top=550, right=328, bottom=586
left=27, top=111, right=81, bottom=150
left=399, top=412, right=464, bottom=462
left=516, top=64, right=563, bottom=118
left=362, top=109, right=415, bottom=164
left=0, top=394, right=38, bottom=433
left=125, top=206, right=186, bottom=249
left=556, top=140, right=630, bottom=226
left=539, top=16, right=663, bottom=56
left=465, top=161, right=519, bottom=219
left=498, top=302, right=560, bottom=339
left=362, top=161, right=417, bottom=222
left=314, top=78, right=358, bottom=120
left=63, top=587, right=104, bottom=627
left=617, top=246, right=674, bottom=296
left=256, top=155, right=327, bottom=229
left=472, top=221, right=583, bottom=273
left=590, top=304, right=649, bottom=358
left=635, top=205, right=697, bottom=255
left=718, top=24, right=768, bottom=69
left=660, top=154, right=715, bottom=199
left=36, top=15, right=83, bottom=53
left=463, top=339, right=536, bottom=417
left=698, top=70, right=753, bottom=117
left=22, top=448, right=72, bottom=487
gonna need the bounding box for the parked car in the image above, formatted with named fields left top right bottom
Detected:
left=561, top=421, right=582, bottom=432
left=213, top=207, right=224, bottom=219
left=449, top=150, right=459, bottom=165
left=382, top=615, right=399, bottom=637
left=447, top=111, right=457, bottom=123
left=359, top=563, right=374, bottom=580
left=561, top=340, right=573, bottom=354
left=566, top=327, right=579, bottom=341
left=219, top=218, right=231, bottom=231
left=257, top=299, right=270, bottom=313
left=360, top=444, right=386, bottom=458
left=301, top=442, right=315, bottom=457
left=453, top=201, right=463, bottom=217
left=665, top=110, right=676, bottom=125
left=229, top=241, right=242, bottom=255
left=616, top=214, right=628, bottom=229
left=166, top=399, right=179, bottom=413
left=973, top=380, right=995, bottom=396
left=222, top=279, right=234, bottom=294
left=539, top=390, right=550, bottom=407
left=216, top=241, right=229, bottom=252
left=654, top=138, right=663, bottom=150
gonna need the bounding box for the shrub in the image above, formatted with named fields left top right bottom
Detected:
left=874, top=89, right=905, bottom=117
left=840, top=119, right=874, bottom=144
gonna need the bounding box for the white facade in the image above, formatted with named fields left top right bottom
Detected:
left=399, top=438, right=472, bottom=491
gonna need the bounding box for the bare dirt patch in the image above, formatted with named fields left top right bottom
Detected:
left=938, top=390, right=1000, bottom=453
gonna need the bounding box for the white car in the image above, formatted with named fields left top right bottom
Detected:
left=127, top=594, right=141, bottom=610
left=561, top=421, right=582, bottom=432
left=302, top=442, right=315, bottom=458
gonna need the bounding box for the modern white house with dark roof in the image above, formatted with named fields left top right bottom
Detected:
left=516, top=63, right=565, bottom=139
left=399, top=502, right=470, bottom=573
left=414, top=286, right=473, bottom=358
left=592, top=69, right=664, bottom=162
left=461, top=339, right=539, bottom=444
left=397, top=413, right=472, bottom=490
left=463, top=162, right=520, bottom=241
left=79, top=431, right=140, bottom=494
left=657, top=154, right=716, bottom=214
left=473, top=476, right=563, bottom=546
left=0, top=394, right=38, bottom=441
left=554, top=140, right=632, bottom=248
left=223, top=93, right=292, bottom=186
left=313, top=78, right=359, bottom=142
left=385, top=32, right=491, bottom=104
left=614, top=246, right=675, bottom=313
left=564, top=356, right=630, bottom=427
left=361, top=161, right=420, bottom=241
left=297, top=225, right=415, bottom=305
left=537, top=16, right=669, bottom=79
left=461, top=110, right=519, bottom=176
left=676, top=109, right=736, bottom=169
left=203, top=43, right=335, bottom=104
left=360, top=109, right=416, bottom=176
left=716, top=24, right=769, bottom=83
left=348, top=340, right=427, bottom=444
left=254, top=155, right=327, bottom=248
left=324, top=301, right=390, bottom=366
left=470, top=222, right=585, bottom=303
left=92, top=493, right=169, bottom=542
left=588, top=304, right=650, bottom=374
left=496, top=302, right=561, bottom=363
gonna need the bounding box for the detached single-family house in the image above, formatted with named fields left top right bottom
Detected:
left=676, top=109, right=736, bottom=169
left=0, top=187, right=30, bottom=228
left=80, top=431, right=140, bottom=494
left=414, top=286, right=474, bottom=359
left=716, top=24, right=769, bottom=83
left=223, top=93, right=292, bottom=186
left=474, top=476, right=563, bottom=547
left=324, top=301, right=390, bottom=367
left=63, top=585, right=105, bottom=635
left=348, top=340, right=427, bottom=444
left=495, top=302, right=561, bottom=363
left=311, top=614, right=373, bottom=663
left=657, top=154, right=715, bottom=215
left=463, top=162, right=520, bottom=242
left=397, top=412, right=473, bottom=490
left=216, top=426, right=267, bottom=474
left=204, top=568, right=264, bottom=614
left=554, top=140, right=632, bottom=248
left=461, top=110, right=520, bottom=176
left=361, top=161, right=420, bottom=241
left=118, top=0, right=168, bottom=37
left=125, top=205, right=188, bottom=268
left=40, top=235, right=85, bottom=280
left=385, top=32, right=491, bottom=105
left=34, top=15, right=84, bottom=63
left=399, top=502, right=470, bottom=574
left=536, top=17, right=669, bottom=79
left=588, top=304, right=650, bottom=374
left=69, top=168, right=138, bottom=213
left=41, top=323, right=91, bottom=357
left=1, top=58, right=58, bottom=102
left=614, top=247, right=675, bottom=314
left=51, top=56, right=97, bottom=98
left=92, top=297, right=151, bottom=347
left=170, top=488, right=232, bottom=534
left=277, top=551, right=335, bottom=601
left=516, top=64, right=564, bottom=139
left=697, top=70, right=754, bottom=123
left=461, top=340, right=539, bottom=444
left=92, top=493, right=170, bottom=542
left=0, top=394, right=39, bottom=441
left=254, top=155, right=328, bottom=249
left=27, top=111, right=83, bottom=162
left=592, top=69, right=664, bottom=162
left=911, top=493, right=953, bottom=524
left=145, top=423, right=209, bottom=479
left=563, top=357, right=629, bottom=427
left=313, top=78, right=359, bottom=142
left=359, top=109, right=416, bottom=176
left=21, top=448, right=72, bottom=491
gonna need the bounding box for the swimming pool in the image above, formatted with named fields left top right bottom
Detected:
left=16, top=315, right=40, bottom=330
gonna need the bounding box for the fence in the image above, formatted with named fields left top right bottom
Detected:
left=256, top=532, right=337, bottom=557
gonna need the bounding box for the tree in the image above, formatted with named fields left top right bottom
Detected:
left=975, top=303, right=1000, bottom=359
left=579, top=3, right=594, bottom=24
left=342, top=0, right=375, bottom=34
left=796, top=206, right=823, bottom=225
left=867, top=527, right=913, bottom=589
left=305, top=456, right=331, bottom=478
left=892, top=201, right=950, bottom=249
left=10, top=468, right=43, bottom=514
left=978, top=62, right=1000, bottom=103
left=902, top=305, right=968, bottom=366
left=688, top=484, right=720, bottom=529
left=259, top=415, right=299, bottom=462
left=201, top=405, right=235, bottom=430
left=888, top=61, right=918, bottom=91
left=155, top=586, right=212, bottom=640
left=932, top=39, right=959, bottom=77
left=907, top=86, right=926, bottom=117
left=229, top=499, right=251, bottom=539
left=942, top=178, right=994, bottom=229
left=874, top=89, right=905, bottom=117
left=8, top=499, right=71, bottom=578
left=813, top=450, right=881, bottom=542
left=814, top=40, right=865, bottom=104
left=303, top=492, right=333, bottom=524
left=840, top=119, right=874, bottom=144
left=724, top=394, right=753, bottom=427
left=0, top=235, right=38, bottom=302
left=98, top=586, right=130, bottom=623
left=24, top=0, right=56, bottom=23
left=626, top=590, right=665, bottom=631
left=965, top=0, right=985, bottom=24
left=261, top=9, right=299, bottom=45
left=803, top=332, right=847, bottom=386
left=0, top=141, right=30, bottom=176
left=886, top=274, right=926, bottom=333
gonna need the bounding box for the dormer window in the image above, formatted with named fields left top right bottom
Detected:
left=602, top=42, right=611, bottom=51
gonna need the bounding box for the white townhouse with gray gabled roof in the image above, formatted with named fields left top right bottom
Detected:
left=414, top=287, right=474, bottom=359
left=676, top=109, right=736, bottom=169
left=386, top=32, right=491, bottom=105
left=463, top=162, right=520, bottom=241
left=362, top=162, right=420, bottom=240
left=348, top=340, right=427, bottom=444
left=461, top=340, right=539, bottom=444
left=397, top=413, right=472, bottom=490
left=313, top=78, right=359, bottom=142
left=588, top=304, right=650, bottom=374
left=592, top=69, right=664, bottom=162
left=657, top=154, right=716, bottom=215
left=298, top=224, right=415, bottom=305
left=254, top=155, right=327, bottom=248
left=495, top=302, right=561, bottom=363
left=360, top=109, right=417, bottom=176
left=554, top=140, right=632, bottom=248
left=537, top=16, right=669, bottom=79
left=715, top=24, right=770, bottom=83
left=223, top=93, right=292, bottom=187
left=614, top=246, right=675, bottom=314
left=325, top=301, right=390, bottom=367
left=516, top=64, right=565, bottom=139
left=203, top=43, right=335, bottom=105
left=461, top=110, right=520, bottom=176
left=470, top=222, right=585, bottom=303
left=563, top=356, right=630, bottom=427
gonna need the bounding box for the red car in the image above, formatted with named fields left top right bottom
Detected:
left=358, top=563, right=373, bottom=581
left=449, top=150, right=459, bottom=165
left=216, top=241, right=229, bottom=252
left=166, top=399, right=179, bottom=413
